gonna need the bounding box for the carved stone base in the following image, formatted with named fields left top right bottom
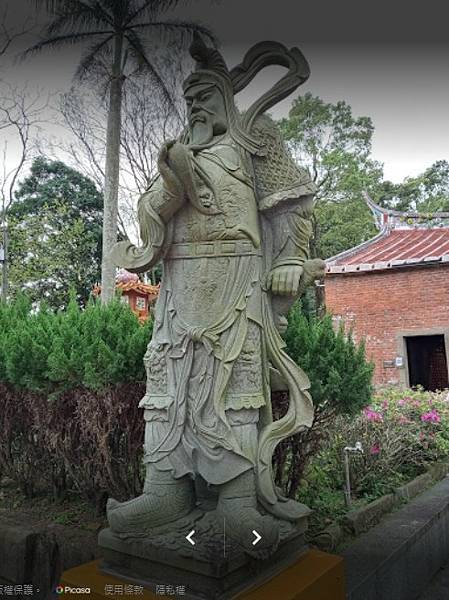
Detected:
left=98, top=507, right=308, bottom=600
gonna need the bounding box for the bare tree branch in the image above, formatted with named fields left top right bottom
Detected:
left=53, top=43, right=188, bottom=243
left=0, top=83, right=49, bottom=217
left=0, top=7, right=35, bottom=57
left=0, top=81, right=49, bottom=300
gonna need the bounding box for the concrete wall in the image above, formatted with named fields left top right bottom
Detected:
left=343, top=476, right=449, bottom=600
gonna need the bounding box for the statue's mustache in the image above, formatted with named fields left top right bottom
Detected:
left=189, top=106, right=214, bottom=124
left=190, top=115, right=206, bottom=125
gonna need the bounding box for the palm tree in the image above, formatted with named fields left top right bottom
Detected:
left=26, top=0, right=212, bottom=303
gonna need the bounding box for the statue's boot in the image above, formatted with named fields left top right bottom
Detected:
left=217, top=469, right=280, bottom=559
left=107, top=468, right=195, bottom=535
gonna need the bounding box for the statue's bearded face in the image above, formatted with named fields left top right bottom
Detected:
left=184, top=83, right=228, bottom=145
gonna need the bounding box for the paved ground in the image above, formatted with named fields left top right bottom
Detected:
left=417, top=557, right=449, bottom=600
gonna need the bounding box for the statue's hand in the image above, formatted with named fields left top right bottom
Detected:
left=268, top=265, right=303, bottom=296
left=158, top=140, right=184, bottom=198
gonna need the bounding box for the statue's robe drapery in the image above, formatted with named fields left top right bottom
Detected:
left=118, top=118, right=317, bottom=515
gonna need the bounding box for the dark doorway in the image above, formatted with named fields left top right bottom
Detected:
left=406, top=335, right=449, bottom=391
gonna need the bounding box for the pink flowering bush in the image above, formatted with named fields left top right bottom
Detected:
left=363, top=407, right=384, bottom=422
left=298, top=387, right=449, bottom=523
left=421, top=409, right=441, bottom=423
left=342, top=388, right=449, bottom=497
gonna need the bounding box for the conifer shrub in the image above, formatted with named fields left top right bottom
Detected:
left=273, top=302, right=374, bottom=498
left=0, top=295, right=151, bottom=391
left=0, top=296, right=152, bottom=509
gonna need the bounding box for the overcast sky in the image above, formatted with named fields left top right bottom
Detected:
left=1, top=0, right=448, bottom=183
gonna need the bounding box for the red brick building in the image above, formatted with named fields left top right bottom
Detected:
left=325, top=196, right=449, bottom=389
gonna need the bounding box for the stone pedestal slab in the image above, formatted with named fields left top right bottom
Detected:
left=97, top=507, right=308, bottom=599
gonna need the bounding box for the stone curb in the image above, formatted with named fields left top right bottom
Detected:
left=341, top=461, right=449, bottom=536
left=0, top=514, right=98, bottom=600
left=343, top=494, right=397, bottom=536
left=343, top=475, right=449, bottom=600
left=395, top=472, right=434, bottom=502
left=427, top=461, right=449, bottom=482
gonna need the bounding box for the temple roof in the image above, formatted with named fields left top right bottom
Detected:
left=92, top=275, right=159, bottom=297
left=327, top=193, right=449, bottom=274
left=116, top=280, right=160, bottom=296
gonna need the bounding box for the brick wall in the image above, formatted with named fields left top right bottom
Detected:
left=325, top=264, right=449, bottom=386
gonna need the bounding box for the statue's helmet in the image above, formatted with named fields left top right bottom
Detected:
left=183, top=34, right=264, bottom=156
left=183, top=33, right=232, bottom=95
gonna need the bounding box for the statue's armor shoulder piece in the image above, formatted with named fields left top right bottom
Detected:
left=250, top=114, right=317, bottom=211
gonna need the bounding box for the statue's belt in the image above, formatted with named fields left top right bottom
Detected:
left=166, top=239, right=262, bottom=260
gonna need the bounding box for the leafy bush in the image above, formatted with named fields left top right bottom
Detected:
left=273, top=302, right=374, bottom=497
left=298, top=387, right=449, bottom=529
left=342, top=387, right=449, bottom=497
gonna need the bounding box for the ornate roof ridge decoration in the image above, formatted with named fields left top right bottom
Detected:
left=326, top=191, right=449, bottom=274
left=364, top=191, right=449, bottom=231
left=92, top=280, right=160, bottom=297
left=116, top=280, right=160, bottom=295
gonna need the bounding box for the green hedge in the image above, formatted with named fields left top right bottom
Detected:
left=0, top=296, right=152, bottom=507
left=0, top=296, right=373, bottom=507
left=0, top=295, right=152, bottom=392
left=284, top=303, right=374, bottom=416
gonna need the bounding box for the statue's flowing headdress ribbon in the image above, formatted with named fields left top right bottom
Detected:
left=184, top=34, right=311, bottom=151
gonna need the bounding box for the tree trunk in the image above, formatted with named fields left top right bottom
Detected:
left=1, top=223, right=8, bottom=302
left=310, top=213, right=326, bottom=317
left=101, top=34, right=124, bottom=304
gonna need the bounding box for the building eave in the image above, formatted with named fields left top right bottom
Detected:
left=327, top=255, right=449, bottom=275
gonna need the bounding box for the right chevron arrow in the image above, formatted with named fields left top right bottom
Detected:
left=252, top=530, right=261, bottom=546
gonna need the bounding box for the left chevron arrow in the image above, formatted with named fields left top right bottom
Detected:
left=186, top=530, right=196, bottom=546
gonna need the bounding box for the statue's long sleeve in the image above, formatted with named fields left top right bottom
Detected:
left=249, top=114, right=317, bottom=270
left=265, top=195, right=315, bottom=270
left=110, top=176, right=183, bottom=273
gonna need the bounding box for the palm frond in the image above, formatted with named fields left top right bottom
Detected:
left=46, top=10, right=112, bottom=36
left=33, top=0, right=79, bottom=11
left=34, top=0, right=94, bottom=16
left=93, top=0, right=126, bottom=24
left=22, top=30, right=112, bottom=58
left=86, top=1, right=115, bottom=26
left=128, top=19, right=216, bottom=46
left=124, top=29, right=172, bottom=103
left=142, top=0, right=190, bottom=19
left=124, top=0, right=155, bottom=26
left=75, top=34, right=114, bottom=81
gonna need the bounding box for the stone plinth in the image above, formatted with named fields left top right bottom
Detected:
left=98, top=506, right=308, bottom=599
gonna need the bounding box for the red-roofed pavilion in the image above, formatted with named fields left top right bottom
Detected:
left=325, top=194, right=449, bottom=390
left=93, top=270, right=159, bottom=323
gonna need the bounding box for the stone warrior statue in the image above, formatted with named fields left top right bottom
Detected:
left=107, top=35, right=325, bottom=559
